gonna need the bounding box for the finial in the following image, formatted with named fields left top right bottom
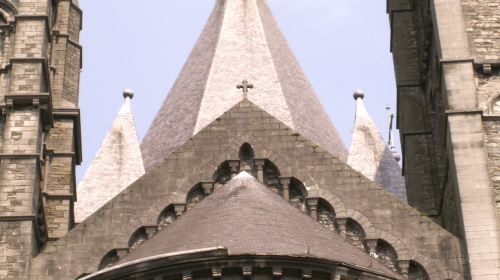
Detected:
left=237, top=80, right=254, bottom=99
left=392, top=151, right=401, bottom=162
left=123, top=88, right=134, bottom=99
left=353, top=90, right=364, bottom=100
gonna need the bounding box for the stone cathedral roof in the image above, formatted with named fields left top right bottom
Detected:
left=116, top=172, right=402, bottom=279
left=75, top=90, right=145, bottom=223
left=140, top=0, right=347, bottom=170
left=347, top=92, right=407, bottom=202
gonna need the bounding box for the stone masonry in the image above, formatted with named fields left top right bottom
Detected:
left=0, top=0, right=82, bottom=278
left=388, top=0, right=500, bottom=278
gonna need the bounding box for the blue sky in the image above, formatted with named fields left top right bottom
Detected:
left=77, top=0, right=398, bottom=181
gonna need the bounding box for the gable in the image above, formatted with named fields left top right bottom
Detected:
left=30, top=100, right=464, bottom=280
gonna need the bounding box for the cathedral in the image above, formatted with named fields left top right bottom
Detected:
left=0, top=0, right=499, bottom=279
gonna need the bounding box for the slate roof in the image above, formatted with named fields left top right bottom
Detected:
left=347, top=93, right=407, bottom=202
left=140, top=0, right=347, bottom=170
left=117, top=172, right=401, bottom=279
left=75, top=93, right=145, bottom=223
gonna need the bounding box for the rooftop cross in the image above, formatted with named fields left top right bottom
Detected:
left=237, top=80, right=254, bottom=99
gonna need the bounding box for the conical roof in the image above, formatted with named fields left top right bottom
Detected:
left=347, top=92, right=407, bottom=202
left=75, top=91, right=145, bottom=223
left=140, top=0, right=347, bottom=170
left=117, top=172, right=401, bottom=279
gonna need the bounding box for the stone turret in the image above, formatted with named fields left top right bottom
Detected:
left=348, top=90, right=407, bottom=202
left=75, top=90, right=145, bottom=223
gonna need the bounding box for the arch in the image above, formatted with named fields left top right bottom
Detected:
left=310, top=189, right=347, bottom=217
left=344, top=209, right=377, bottom=238
left=376, top=239, right=399, bottom=272
left=374, top=229, right=410, bottom=260
left=289, top=177, right=308, bottom=212
left=186, top=183, right=205, bottom=210
left=409, top=260, right=430, bottom=280
left=239, top=142, right=255, bottom=161
left=317, top=198, right=336, bottom=232
left=157, top=204, right=177, bottom=230
left=408, top=254, right=444, bottom=280
left=490, top=94, right=500, bottom=114
left=98, top=249, right=120, bottom=270
left=263, top=159, right=281, bottom=189
left=128, top=227, right=148, bottom=250
left=345, top=218, right=367, bottom=252
left=0, top=2, right=16, bottom=23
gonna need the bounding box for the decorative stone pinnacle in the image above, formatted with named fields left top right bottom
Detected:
left=123, top=88, right=134, bottom=99
left=353, top=90, right=364, bottom=100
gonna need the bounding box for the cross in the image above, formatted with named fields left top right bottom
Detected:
left=237, top=80, right=254, bottom=99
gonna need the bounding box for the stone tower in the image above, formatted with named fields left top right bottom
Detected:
left=387, top=0, right=500, bottom=278
left=0, top=0, right=82, bottom=278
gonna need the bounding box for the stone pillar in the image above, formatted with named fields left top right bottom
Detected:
left=182, top=271, right=192, bottom=280
left=242, top=266, right=252, bottom=279
left=44, top=0, right=83, bottom=240
left=280, top=177, right=291, bottom=201
left=336, top=218, right=347, bottom=239
left=229, top=160, right=239, bottom=178
left=398, top=260, right=410, bottom=280
left=306, top=197, right=319, bottom=221
left=302, top=269, right=312, bottom=279
left=433, top=0, right=500, bottom=276
left=255, top=159, right=265, bottom=183
left=212, top=268, right=222, bottom=279
left=272, top=267, right=283, bottom=279
left=174, top=204, right=186, bottom=217
left=365, top=239, right=378, bottom=258
left=202, top=182, right=214, bottom=195
left=145, top=226, right=158, bottom=239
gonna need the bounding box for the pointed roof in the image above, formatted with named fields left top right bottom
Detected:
left=347, top=91, right=407, bottom=202
left=116, top=173, right=401, bottom=279
left=75, top=90, right=145, bottom=223
left=140, top=0, right=347, bottom=170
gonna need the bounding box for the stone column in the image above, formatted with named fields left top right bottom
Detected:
left=272, top=267, right=283, bottom=279
left=255, top=159, right=265, bottom=183
left=202, top=182, right=214, bottom=195
left=229, top=161, right=239, bottom=178
left=306, top=198, right=319, bottom=221
left=174, top=204, right=186, bottom=217
left=280, top=177, right=291, bottom=201
left=212, top=268, right=222, bottom=279
left=336, top=218, right=347, bottom=239
left=145, top=226, right=158, bottom=239
left=44, top=0, right=83, bottom=240
left=398, top=260, right=410, bottom=280
left=242, top=266, right=252, bottom=279
left=365, top=239, right=378, bottom=258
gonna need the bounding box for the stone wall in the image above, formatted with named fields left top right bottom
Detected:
left=484, top=120, right=500, bottom=216
left=30, top=100, right=465, bottom=280
left=462, top=0, right=500, bottom=61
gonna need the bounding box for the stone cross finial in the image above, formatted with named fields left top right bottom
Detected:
left=237, top=80, right=254, bottom=99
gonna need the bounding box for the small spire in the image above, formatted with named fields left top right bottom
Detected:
left=386, top=105, right=400, bottom=162
left=353, top=89, right=365, bottom=100
left=123, top=88, right=135, bottom=100
left=348, top=91, right=407, bottom=202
